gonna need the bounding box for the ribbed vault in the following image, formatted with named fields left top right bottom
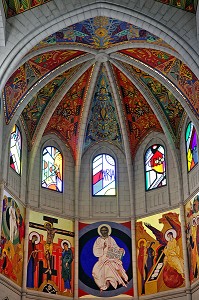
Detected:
left=1, top=16, right=199, bottom=166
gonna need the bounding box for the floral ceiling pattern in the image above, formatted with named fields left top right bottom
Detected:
left=120, top=49, right=199, bottom=117
left=3, top=0, right=52, bottom=18
left=2, top=17, right=198, bottom=160
left=84, top=66, right=123, bottom=151
left=3, top=50, right=85, bottom=123
left=31, top=17, right=173, bottom=52
left=155, top=0, right=198, bottom=13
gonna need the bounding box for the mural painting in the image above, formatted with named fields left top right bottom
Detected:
left=0, top=191, right=25, bottom=286
left=185, top=193, right=199, bottom=283
left=27, top=210, right=74, bottom=297
left=136, top=209, right=185, bottom=296
left=32, top=17, right=172, bottom=52
left=79, top=221, right=133, bottom=298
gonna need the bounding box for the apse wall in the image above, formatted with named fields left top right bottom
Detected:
left=79, top=142, right=131, bottom=218
left=29, top=134, right=75, bottom=217
left=1, top=129, right=199, bottom=299
left=134, top=131, right=180, bottom=216
left=6, top=121, right=28, bottom=205
left=180, top=118, right=199, bottom=199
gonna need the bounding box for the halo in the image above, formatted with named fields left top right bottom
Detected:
left=44, top=221, right=52, bottom=228
left=98, top=224, right=112, bottom=236
left=165, top=229, right=177, bottom=241
left=61, top=240, right=71, bottom=249
left=138, top=238, right=147, bottom=247
left=29, top=231, right=40, bottom=244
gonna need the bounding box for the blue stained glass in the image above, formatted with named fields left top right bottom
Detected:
left=10, top=125, right=21, bottom=174
left=185, top=122, right=198, bottom=172
left=92, top=154, right=116, bottom=196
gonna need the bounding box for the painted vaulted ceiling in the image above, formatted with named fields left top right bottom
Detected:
left=3, top=0, right=198, bottom=18
left=2, top=16, right=199, bottom=160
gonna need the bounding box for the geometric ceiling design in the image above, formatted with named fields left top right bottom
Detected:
left=3, top=0, right=52, bottom=18
left=120, top=49, right=199, bottom=117
left=3, top=50, right=85, bottom=123
left=3, top=16, right=198, bottom=161
left=3, top=0, right=198, bottom=18
left=120, top=61, right=185, bottom=143
left=31, top=17, right=174, bottom=52
left=44, top=67, right=93, bottom=160
left=84, top=65, right=123, bottom=152
left=154, top=0, right=198, bottom=13
left=113, top=65, right=163, bottom=157
left=21, top=63, right=86, bottom=147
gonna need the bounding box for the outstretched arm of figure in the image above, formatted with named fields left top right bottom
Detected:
left=144, top=223, right=167, bottom=246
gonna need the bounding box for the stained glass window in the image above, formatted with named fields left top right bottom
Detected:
left=145, top=144, right=166, bottom=191
left=92, top=154, right=116, bottom=196
left=42, top=146, right=63, bottom=192
left=10, top=125, right=22, bottom=174
left=186, top=122, right=198, bottom=172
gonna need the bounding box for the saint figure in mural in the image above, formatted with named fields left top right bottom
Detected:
left=144, top=215, right=184, bottom=288
left=61, top=240, right=73, bottom=293
left=16, top=208, right=25, bottom=244
left=146, top=241, right=155, bottom=275
left=27, top=232, right=40, bottom=288
left=9, top=200, right=18, bottom=243
left=137, top=239, right=147, bottom=295
left=44, top=222, right=56, bottom=274
left=163, top=230, right=184, bottom=277
left=92, top=224, right=128, bottom=291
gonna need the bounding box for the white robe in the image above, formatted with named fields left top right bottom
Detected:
left=9, top=206, right=17, bottom=243
left=92, top=236, right=128, bottom=290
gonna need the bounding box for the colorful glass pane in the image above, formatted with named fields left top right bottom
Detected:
left=42, top=146, right=63, bottom=192
left=145, top=144, right=166, bottom=191
left=92, top=154, right=116, bottom=196
left=10, top=125, right=21, bottom=174
left=185, top=122, right=198, bottom=172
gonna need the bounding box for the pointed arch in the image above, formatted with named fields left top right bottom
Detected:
left=144, top=144, right=167, bottom=191
left=92, top=153, right=116, bottom=196
left=10, top=124, right=22, bottom=175
left=41, top=146, right=63, bottom=192
left=185, top=121, right=198, bottom=172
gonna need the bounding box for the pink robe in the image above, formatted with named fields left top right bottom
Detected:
left=92, top=236, right=128, bottom=290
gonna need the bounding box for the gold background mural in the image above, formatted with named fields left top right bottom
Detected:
left=136, top=209, right=185, bottom=296
left=27, top=210, right=74, bottom=297
left=0, top=191, right=25, bottom=286
left=185, top=193, right=199, bottom=283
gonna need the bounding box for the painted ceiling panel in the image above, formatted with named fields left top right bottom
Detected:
left=120, top=49, right=199, bottom=117
left=155, top=0, right=198, bottom=13
left=44, top=67, right=94, bottom=159
left=31, top=17, right=173, bottom=52
left=3, top=16, right=198, bottom=162
left=3, top=0, right=52, bottom=18
left=3, top=50, right=85, bottom=123
left=21, top=63, right=85, bottom=146
left=84, top=65, right=123, bottom=151
left=113, top=65, right=163, bottom=158
left=121, top=61, right=185, bottom=143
